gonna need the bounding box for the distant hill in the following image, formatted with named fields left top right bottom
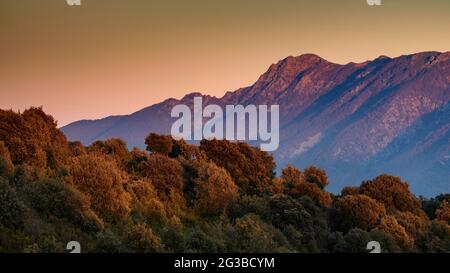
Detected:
left=62, top=52, right=450, bottom=196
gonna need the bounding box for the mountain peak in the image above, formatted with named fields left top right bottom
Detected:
left=258, top=54, right=329, bottom=84
left=181, top=92, right=203, bottom=100
left=278, top=53, right=327, bottom=68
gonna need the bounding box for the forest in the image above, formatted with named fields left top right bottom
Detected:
left=0, top=107, right=448, bottom=253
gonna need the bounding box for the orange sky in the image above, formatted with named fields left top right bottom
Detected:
left=1, top=0, right=449, bottom=126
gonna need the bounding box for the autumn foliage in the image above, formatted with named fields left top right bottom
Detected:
left=65, top=153, right=131, bottom=223
left=0, top=108, right=448, bottom=253
left=331, top=194, right=386, bottom=232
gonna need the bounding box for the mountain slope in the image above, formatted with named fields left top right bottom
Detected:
left=62, top=52, right=450, bottom=196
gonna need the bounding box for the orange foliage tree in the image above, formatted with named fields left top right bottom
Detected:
left=128, top=178, right=166, bottom=222
left=190, top=160, right=239, bottom=216
left=145, top=133, right=173, bottom=156
left=292, top=182, right=332, bottom=207
left=436, top=201, right=450, bottom=225
left=0, top=108, right=69, bottom=169
left=393, top=211, right=430, bottom=245
left=375, top=215, right=414, bottom=250
left=332, top=194, right=387, bottom=232
left=359, top=175, right=422, bottom=214
left=66, top=153, right=131, bottom=223
left=89, top=138, right=131, bottom=170
left=281, top=165, right=332, bottom=207
left=281, top=165, right=304, bottom=191
left=304, top=166, right=329, bottom=189
left=137, top=153, right=184, bottom=196
left=200, top=139, right=275, bottom=195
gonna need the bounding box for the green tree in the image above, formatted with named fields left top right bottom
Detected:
left=0, top=177, right=27, bottom=229
left=26, top=178, right=103, bottom=231
left=125, top=223, right=164, bottom=253
left=0, top=141, right=14, bottom=178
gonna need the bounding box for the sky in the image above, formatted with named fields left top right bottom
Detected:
left=0, top=0, right=449, bottom=126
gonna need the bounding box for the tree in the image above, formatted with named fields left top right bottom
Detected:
left=331, top=194, right=386, bottom=232
left=128, top=178, right=166, bottom=223
left=26, top=178, right=103, bottom=231
left=200, top=139, right=275, bottom=195
left=423, top=220, right=450, bottom=252
left=304, top=166, right=329, bottom=189
left=268, top=194, right=314, bottom=233
left=231, top=214, right=288, bottom=253
left=137, top=154, right=184, bottom=196
left=341, top=186, right=360, bottom=196
left=68, top=141, right=86, bottom=157
left=290, top=182, right=332, bottom=207
left=125, top=223, right=164, bottom=253
left=190, top=160, right=239, bottom=216
left=359, top=175, right=421, bottom=214
left=0, top=108, right=69, bottom=168
left=393, top=211, right=430, bottom=247
left=375, top=216, right=414, bottom=250
left=89, top=138, right=131, bottom=170
left=332, top=228, right=401, bottom=253
left=421, top=194, right=450, bottom=220
left=127, top=147, right=149, bottom=173
left=0, top=177, right=27, bottom=229
left=0, top=141, right=14, bottom=177
left=280, top=165, right=331, bottom=207
left=281, top=165, right=304, bottom=192
left=435, top=200, right=450, bottom=225
left=333, top=228, right=372, bottom=253
left=66, top=153, right=131, bottom=223
left=145, top=133, right=173, bottom=156
left=184, top=228, right=220, bottom=253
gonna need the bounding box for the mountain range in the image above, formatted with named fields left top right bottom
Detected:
left=62, top=52, right=450, bottom=196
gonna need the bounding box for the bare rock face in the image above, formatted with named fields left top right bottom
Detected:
left=62, top=51, right=450, bottom=196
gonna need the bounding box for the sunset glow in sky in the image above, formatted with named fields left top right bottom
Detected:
left=1, top=0, right=449, bottom=126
